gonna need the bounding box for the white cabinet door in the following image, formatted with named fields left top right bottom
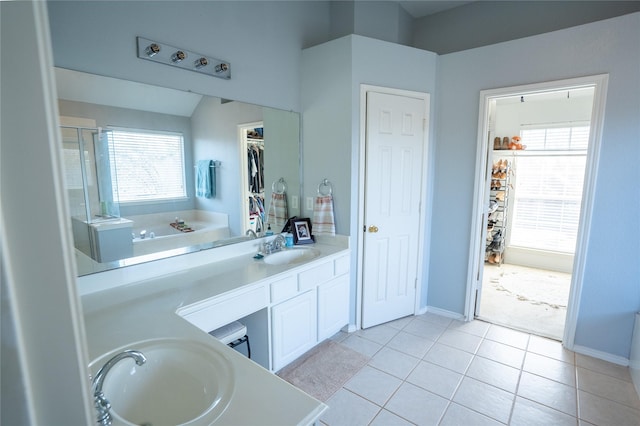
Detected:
left=318, top=274, right=350, bottom=341
left=271, top=290, right=317, bottom=371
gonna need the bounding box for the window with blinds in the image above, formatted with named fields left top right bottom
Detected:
left=106, top=129, right=186, bottom=203
left=509, top=125, right=589, bottom=254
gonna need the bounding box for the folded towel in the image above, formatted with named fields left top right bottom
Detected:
left=313, top=195, right=336, bottom=236
left=196, top=160, right=215, bottom=198
left=267, top=192, right=288, bottom=230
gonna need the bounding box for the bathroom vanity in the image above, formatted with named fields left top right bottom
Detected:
left=80, top=236, right=350, bottom=425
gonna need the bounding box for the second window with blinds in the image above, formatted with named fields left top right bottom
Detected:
left=509, top=124, right=589, bottom=255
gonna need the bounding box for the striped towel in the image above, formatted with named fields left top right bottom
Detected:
left=313, top=195, right=336, bottom=236
left=267, top=192, right=288, bottom=231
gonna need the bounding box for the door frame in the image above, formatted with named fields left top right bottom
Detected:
left=356, top=85, right=431, bottom=330
left=465, top=74, right=609, bottom=349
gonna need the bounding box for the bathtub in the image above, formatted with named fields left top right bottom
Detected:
left=126, top=210, right=230, bottom=257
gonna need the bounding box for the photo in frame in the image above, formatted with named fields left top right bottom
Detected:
left=290, top=217, right=314, bottom=245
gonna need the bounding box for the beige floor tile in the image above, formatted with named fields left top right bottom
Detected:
left=527, top=335, right=575, bottom=364
left=517, top=372, right=577, bottom=416
left=510, top=396, right=577, bottom=426
left=406, top=360, right=464, bottom=399
left=576, top=367, right=640, bottom=409
left=369, top=409, right=414, bottom=426
left=386, top=330, right=435, bottom=358
left=452, top=377, right=515, bottom=424
left=440, top=403, right=503, bottom=426
left=414, top=312, right=454, bottom=327
left=385, top=315, right=414, bottom=330
left=437, top=329, right=483, bottom=354
left=340, top=334, right=382, bottom=357
left=356, top=323, right=400, bottom=345
left=467, top=356, right=521, bottom=393
left=477, top=338, right=526, bottom=369
left=368, top=347, right=420, bottom=380
left=578, top=390, right=640, bottom=426
left=344, top=365, right=402, bottom=407
left=485, top=324, right=530, bottom=350
left=422, top=343, right=474, bottom=374
left=385, top=382, right=449, bottom=426
left=447, top=319, right=491, bottom=337
left=321, top=389, right=380, bottom=426
left=576, top=353, right=632, bottom=382
left=523, top=352, right=576, bottom=387
left=403, top=318, right=448, bottom=341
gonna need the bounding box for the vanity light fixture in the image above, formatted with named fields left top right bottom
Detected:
left=171, top=50, right=187, bottom=63
left=194, top=57, right=208, bottom=69
left=136, top=37, right=231, bottom=80
left=145, top=43, right=160, bottom=57
left=215, top=63, right=228, bottom=73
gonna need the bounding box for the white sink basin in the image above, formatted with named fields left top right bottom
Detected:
left=90, top=338, right=234, bottom=426
left=263, top=247, right=321, bottom=265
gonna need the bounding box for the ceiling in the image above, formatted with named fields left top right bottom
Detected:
left=397, top=1, right=476, bottom=17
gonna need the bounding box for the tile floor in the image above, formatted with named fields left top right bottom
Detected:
left=319, top=313, right=640, bottom=426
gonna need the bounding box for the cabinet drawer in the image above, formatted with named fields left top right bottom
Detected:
left=270, top=275, right=298, bottom=304
left=334, top=254, right=350, bottom=276
left=298, top=261, right=333, bottom=292
left=180, top=284, right=268, bottom=332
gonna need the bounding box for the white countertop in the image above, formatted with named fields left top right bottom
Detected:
left=81, top=236, right=349, bottom=425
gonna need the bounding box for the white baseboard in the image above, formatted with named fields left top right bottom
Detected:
left=426, top=306, right=465, bottom=321
left=572, top=344, right=629, bottom=367
left=345, top=323, right=358, bottom=333
left=416, top=306, right=428, bottom=315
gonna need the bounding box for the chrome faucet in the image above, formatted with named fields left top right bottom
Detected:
left=91, top=350, right=147, bottom=426
left=245, top=229, right=258, bottom=239
left=273, top=234, right=286, bottom=251
left=263, top=234, right=287, bottom=254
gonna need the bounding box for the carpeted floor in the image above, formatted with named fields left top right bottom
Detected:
left=276, top=340, right=369, bottom=402
left=478, top=263, right=571, bottom=340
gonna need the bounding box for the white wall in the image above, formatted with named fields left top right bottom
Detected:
left=494, top=95, right=594, bottom=138
left=47, top=1, right=331, bottom=112
left=1, top=1, right=92, bottom=422
left=302, top=34, right=437, bottom=324
left=430, top=13, right=640, bottom=358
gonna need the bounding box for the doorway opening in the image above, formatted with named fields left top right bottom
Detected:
left=466, top=75, right=608, bottom=346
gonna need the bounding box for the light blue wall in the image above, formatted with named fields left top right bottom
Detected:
left=301, top=34, right=437, bottom=324
left=47, top=1, right=331, bottom=112
left=191, top=98, right=263, bottom=236
left=430, top=13, right=640, bottom=358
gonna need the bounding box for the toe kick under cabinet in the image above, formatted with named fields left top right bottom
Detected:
left=271, top=253, right=350, bottom=371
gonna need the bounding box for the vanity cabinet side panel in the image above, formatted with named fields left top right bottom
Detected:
left=271, top=290, right=318, bottom=371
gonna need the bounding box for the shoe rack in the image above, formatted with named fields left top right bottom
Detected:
left=486, top=156, right=513, bottom=265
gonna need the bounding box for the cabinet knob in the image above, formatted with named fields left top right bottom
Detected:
left=368, top=225, right=379, bottom=233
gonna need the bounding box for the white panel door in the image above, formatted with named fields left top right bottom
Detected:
left=362, top=92, right=426, bottom=328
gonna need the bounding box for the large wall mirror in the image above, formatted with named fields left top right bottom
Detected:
left=56, top=68, right=301, bottom=276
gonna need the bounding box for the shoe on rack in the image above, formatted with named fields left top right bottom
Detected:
left=495, top=191, right=505, bottom=201
left=494, top=137, right=501, bottom=150
left=488, top=200, right=499, bottom=214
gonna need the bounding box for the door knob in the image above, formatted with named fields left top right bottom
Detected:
left=368, top=225, right=379, bottom=233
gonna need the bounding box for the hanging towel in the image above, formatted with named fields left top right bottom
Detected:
left=313, top=195, right=336, bottom=236
left=196, top=160, right=215, bottom=198
left=267, top=192, right=288, bottom=230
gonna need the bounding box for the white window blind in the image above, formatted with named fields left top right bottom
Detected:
left=509, top=126, right=589, bottom=253
left=106, top=129, right=186, bottom=203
